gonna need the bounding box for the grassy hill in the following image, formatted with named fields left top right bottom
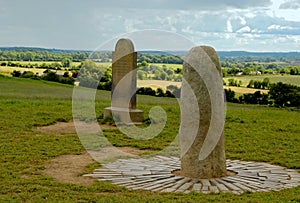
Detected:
left=0, top=76, right=299, bottom=202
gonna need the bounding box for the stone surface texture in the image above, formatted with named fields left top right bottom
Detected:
left=180, top=46, right=226, bottom=178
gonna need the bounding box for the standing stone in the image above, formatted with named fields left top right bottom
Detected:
left=180, top=46, right=227, bottom=179
left=104, top=38, right=144, bottom=123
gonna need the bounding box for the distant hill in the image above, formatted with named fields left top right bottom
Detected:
left=217, top=51, right=300, bottom=61
left=0, top=47, right=92, bottom=53
left=0, top=47, right=299, bottom=62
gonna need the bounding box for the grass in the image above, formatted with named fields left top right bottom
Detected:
left=224, top=75, right=300, bottom=87
left=0, top=75, right=300, bottom=202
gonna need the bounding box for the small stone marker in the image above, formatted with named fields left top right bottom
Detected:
left=180, top=46, right=227, bottom=179
left=104, top=38, right=144, bottom=123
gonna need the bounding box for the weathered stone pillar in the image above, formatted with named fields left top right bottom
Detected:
left=180, top=46, right=226, bottom=179
left=104, top=38, right=144, bottom=123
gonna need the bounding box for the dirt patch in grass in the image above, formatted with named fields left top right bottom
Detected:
left=44, top=147, right=155, bottom=186
left=39, top=120, right=156, bottom=185
left=44, top=151, right=95, bottom=186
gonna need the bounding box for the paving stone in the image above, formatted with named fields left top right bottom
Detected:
left=192, top=183, right=202, bottom=192
left=153, top=182, right=179, bottom=192
left=225, top=176, right=261, bottom=186
left=209, top=186, right=220, bottom=193
left=140, top=176, right=184, bottom=191
left=200, top=179, right=211, bottom=186
left=201, top=185, right=210, bottom=193
left=175, top=182, right=194, bottom=193
left=217, top=179, right=243, bottom=191
left=161, top=178, right=191, bottom=192
left=233, top=182, right=255, bottom=192
left=88, top=156, right=300, bottom=194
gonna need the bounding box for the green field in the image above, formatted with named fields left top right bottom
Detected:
left=224, top=75, right=300, bottom=87
left=0, top=76, right=300, bottom=202
left=150, top=63, right=182, bottom=70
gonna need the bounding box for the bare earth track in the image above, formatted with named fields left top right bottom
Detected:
left=34, top=120, right=154, bottom=186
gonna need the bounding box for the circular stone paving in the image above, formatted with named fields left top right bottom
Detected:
left=85, top=156, right=300, bottom=194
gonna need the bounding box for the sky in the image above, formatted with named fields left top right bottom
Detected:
left=0, top=0, right=299, bottom=52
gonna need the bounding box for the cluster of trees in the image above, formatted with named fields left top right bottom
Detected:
left=279, top=66, right=300, bottom=75
left=222, top=62, right=300, bottom=77
left=247, top=78, right=270, bottom=89
left=2, top=48, right=300, bottom=79
left=76, top=60, right=182, bottom=97
left=11, top=70, right=75, bottom=85
left=137, top=85, right=180, bottom=98
left=77, top=60, right=112, bottom=90
left=137, top=61, right=182, bottom=81
left=225, top=82, right=300, bottom=107
left=225, top=78, right=242, bottom=87
left=269, top=82, right=300, bottom=107
left=221, top=62, right=277, bottom=77
left=1, top=59, right=79, bottom=70
left=0, top=49, right=90, bottom=62
left=0, top=49, right=183, bottom=64
left=138, top=53, right=183, bottom=64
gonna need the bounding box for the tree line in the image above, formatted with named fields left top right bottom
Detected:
left=0, top=49, right=182, bottom=64
left=225, top=82, right=300, bottom=108
left=10, top=70, right=75, bottom=85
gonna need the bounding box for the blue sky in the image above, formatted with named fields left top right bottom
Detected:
left=0, top=0, right=299, bottom=51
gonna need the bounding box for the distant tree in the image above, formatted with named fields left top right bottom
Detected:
left=224, top=89, right=238, bottom=103
left=145, top=87, right=156, bottom=96
left=239, top=91, right=269, bottom=105
left=61, top=58, right=72, bottom=68
left=253, top=81, right=262, bottom=89
left=63, top=72, right=70, bottom=77
left=11, top=70, right=21, bottom=77
left=138, top=61, right=149, bottom=67
left=78, top=60, right=104, bottom=88
left=175, top=68, right=182, bottom=74
left=269, top=82, right=300, bottom=107
left=156, top=88, right=165, bottom=97
left=262, top=78, right=270, bottom=89
left=21, top=71, right=34, bottom=78
left=42, top=72, right=60, bottom=82
left=72, top=72, right=79, bottom=78
left=137, top=70, right=147, bottom=80
left=279, top=68, right=287, bottom=75
left=228, top=79, right=240, bottom=87
left=166, top=69, right=174, bottom=76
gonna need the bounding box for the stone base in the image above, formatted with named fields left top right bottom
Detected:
left=104, top=107, right=144, bottom=124
left=86, top=156, right=300, bottom=194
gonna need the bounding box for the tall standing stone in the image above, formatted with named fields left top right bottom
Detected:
left=180, top=46, right=227, bottom=179
left=104, top=38, right=144, bottom=123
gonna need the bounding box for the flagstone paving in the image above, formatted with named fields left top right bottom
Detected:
left=85, top=156, right=300, bottom=194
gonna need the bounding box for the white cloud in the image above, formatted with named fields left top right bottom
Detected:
left=92, top=0, right=272, bottom=10
left=268, top=24, right=297, bottom=30
left=237, top=26, right=251, bottom=33
left=226, top=19, right=233, bottom=32
left=0, top=0, right=299, bottom=51
left=279, top=0, right=300, bottom=9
